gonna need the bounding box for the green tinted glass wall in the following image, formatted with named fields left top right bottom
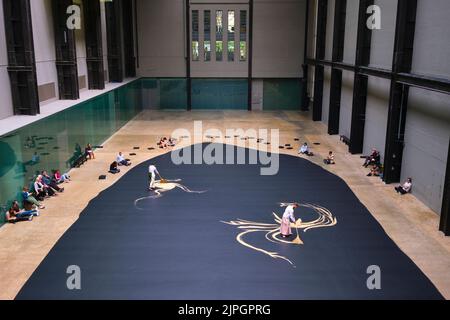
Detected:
left=263, top=79, right=303, bottom=110
left=141, top=78, right=187, bottom=110
left=0, top=80, right=143, bottom=225
left=192, top=79, right=248, bottom=110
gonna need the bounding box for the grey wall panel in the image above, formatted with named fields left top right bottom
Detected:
left=324, top=0, right=335, bottom=61
left=307, top=0, right=317, bottom=59
left=322, top=67, right=332, bottom=124
left=411, top=0, right=450, bottom=78
left=363, top=76, right=390, bottom=159
left=339, top=70, right=354, bottom=138
left=343, top=0, right=359, bottom=64
left=402, top=88, right=450, bottom=214
left=369, top=0, right=397, bottom=70
left=253, top=0, right=306, bottom=78
left=137, top=0, right=186, bottom=77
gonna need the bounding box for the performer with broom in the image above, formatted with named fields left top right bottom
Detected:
left=148, top=164, right=162, bottom=190
left=280, top=203, right=300, bottom=238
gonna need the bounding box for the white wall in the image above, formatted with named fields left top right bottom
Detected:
left=30, top=0, right=58, bottom=102
left=363, top=76, right=390, bottom=160
left=75, top=1, right=87, bottom=90
left=322, top=67, right=331, bottom=124
left=137, top=0, right=186, bottom=77
left=339, top=70, right=353, bottom=138
left=253, top=0, right=306, bottom=78
left=369, top=0, right=397, bottom=70
left=342, top=0, right=359, bottom=64
left=0, top=0, right=13, bottom=119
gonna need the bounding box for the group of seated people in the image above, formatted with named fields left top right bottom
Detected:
left=363, top=149, right=382, bottom=177
left=109, top=152, right=132, bottom=174
left=5, top=170, right=71, bottom=224
left=157, top=137, right=177, bottom=149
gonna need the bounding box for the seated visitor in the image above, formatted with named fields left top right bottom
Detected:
left=324, top=151, right=335, bottom=165
left=168, top=138, right=177, bottom=147
left=36, top=175, right=56, bottom=197
left=363, top=148, right=381, bottom=168
left=367, top=165, right=381, bottom=177
left=158, top=137, right=169, bottom=149
left=85, top=143, right=95, bottom=160
left=5, top=201, right=38, bottom=223
left=116, top=152, right=131, bottom=166
left=42, top=171, right=64, bottom=193
left=299, top=142, right=314, bottom=156
left=109, top=161, right=120, bottom=174
left=395, top=178, right=413, bottom=195
left=22, top=187, right=45, bottom=209
left=53, top=170, right=71, bottom=184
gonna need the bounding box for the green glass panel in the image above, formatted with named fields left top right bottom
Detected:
left=263, top=79, right=303, bottom=110
left=191, top=79, right=248, bottom=110
left=160, top=79, right=188, bottom=109
left=0, top=80, right=143, bottom=226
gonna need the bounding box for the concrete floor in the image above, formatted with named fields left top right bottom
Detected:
left=0, top=110, right=449, bottom=300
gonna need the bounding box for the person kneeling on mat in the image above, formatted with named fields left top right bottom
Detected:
left=148, top=164, right=160, bottom=190
left=117, top=152, right=131, bottom=166
left=281, top=203, right=299, bottom=238
left=109, top=161, right=121, bottom=174
left=395, top=178, right=412, bottom=195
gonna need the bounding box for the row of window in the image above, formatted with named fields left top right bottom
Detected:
left=192, top=10, right=247, bottom=62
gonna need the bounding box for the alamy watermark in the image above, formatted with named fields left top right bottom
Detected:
left=170, top=121, right=280, bottom=176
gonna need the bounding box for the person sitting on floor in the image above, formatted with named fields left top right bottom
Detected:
left=5, top=201, right=39, bottom=223
left=367, top=165, right=381, bottom=177
left=53, top=170, right=71, bottom=184
left=42, top=171, right=64, bottom=193
left=85, top=143, right=95, bottom=160
left=324, top=151, right=336, bottom=165
left=34, top=176, right=52, bottom=198
left=395, top=178, right=412, bottom=195
left=363, top=148, right=381, bottom=168
left=116, top=152, right=131, bottom=166
left=22, top=187, right=45, bottom=209
left=109, top=161, right=120, bottom=174
left=168, top=138, right=177, bottom=147
left=158, top=137, right=168, bottom=149
left=299, top=142, right=314, bottom=156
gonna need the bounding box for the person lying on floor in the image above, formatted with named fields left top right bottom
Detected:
left=367, top=165, right=381, bottom=177
left=395, top=178, right=412, bottom=195
left=117, top=152, right=131, bottom=166
left=53, top=170, right=71, bottom=184
left=22, top=187, right=45, bottom=209
left=324, top=151, right=335, bottom=165
left=5, top=201, right=39, bottom=223
left=363, top=148, right=381, bottom=168
left=109, top=161, right=120, bottom=174
left=42, top=171, right=64, bottom=193
left=299, top=142, right=314, bottom=156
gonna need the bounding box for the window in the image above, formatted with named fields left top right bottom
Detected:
left=192, top=10, right=199, bottom=61
left=227, top=10, right=235, bottom=61
left=240, top=11, right=247, bottom=61
left=216, top=10, right=223, bottom=61
left=204, top=10, right=211, bottom=61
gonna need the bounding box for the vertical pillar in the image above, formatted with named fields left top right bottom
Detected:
left=84, top=0, right=105, bottom=90
left=247, top=0, right=253, bottom=111
left=52, top=0, right=79, bottom=100
left=312, top=0, right=328, bottom=121
left=105, top=0, right=123, bottom=83
left=349, top=0, right=373, bottom=154
left=383, top=0, right=417, bottom=184
left=3, top=0, right=40, bottom=115
left=301, top=0, right=310, bottom=111
left=328, top=0, right=346, bottom=135
left=186, top=0, right=192, bottom=110
left=123, top=0, right=136, bottom=77
left=440, top=139, right=450, bottom=236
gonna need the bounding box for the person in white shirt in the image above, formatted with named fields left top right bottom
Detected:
left=395, top=178, right=412, bottom=195
left=148, top=165, right=160, bottom=190
left=117, top=152, right=131, bottom=166
left=280, top=203, right=299, bottom=238
left=299, top=142, right=314, bottom=156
